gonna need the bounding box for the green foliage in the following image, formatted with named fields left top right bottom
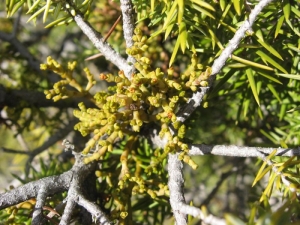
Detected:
left=35, top=24, right=214, bottom=222
left=6, top=0, right=93, bottom=27
left=253, top=151, right=300, bottom=202
left=133, top=0, right=300, bottom=140
left=38, top=28, right=213, bottom=221
left=1, top=0, right=300, bottom=224
left=41, top=28, right=210, bottom=168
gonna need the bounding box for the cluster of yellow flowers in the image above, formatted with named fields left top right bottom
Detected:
left=41, top=28, right=211, bottom=167
left=40, top=28, right=211, bottom=219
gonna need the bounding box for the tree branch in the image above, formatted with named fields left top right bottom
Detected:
left=0, top=85, right=96, bottom=109
left=176, top=87, right=209, bottom=123
left=66, top=3, right=135, bottom=79
left=177, top=202, right=226, bottom=225
left=120, top=0, right=136, bottom=66
left=32, top=185, right=48, bottom=225
left=189, top=144, right=300, bottom=157
left=167, top=154, right=187, bottom=225
left=210, top=0, right=274, bottom=77
left=0, top=151, right=111, bottom=224
left=77, top=193, right=111, bottom=225
left=168, top=154, right=225, bottom=225
left=60, top=152, right=111, bottom=225
left=0, top=171, right=73, bottom=210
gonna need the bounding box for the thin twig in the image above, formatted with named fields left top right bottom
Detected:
left=64, top=1, right=135, bottom=79
left=25, top=119, right=77, bottom=176
left=104, top=15, right=122, bottom=42
left=120, top=0, right=136, bottom=66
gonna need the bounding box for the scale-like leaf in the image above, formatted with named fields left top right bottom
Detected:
left=45, top=16, right=70, bottom=28
left=27, top=0, right=42, bottom=14
left=283, top=0, right=291, bottom=21
left=169, top=35, right=181, bottom=66
left=43, top=0, right=52, bottom=23
left=231, top=55, right=274, bottom=71
left=276, top=73, right=300, bottom=80
left=177, top=0, right=184, bottom=24
left=246, top=68, right=260, bottom=106
left=219, top=0, right=226, bottom=11
left=256, top=38, right=283, bottom=60
left=10, top=0, right=25, bottom=16
left=256, top=50, right=289, bottom=74
left=191, top=0, right=215, bottom=11
left=257, top=71, right=282, bottom=84
left=275, top=16, right=284, bottom=38
left=192, top=4, right=215, bottom=19
left=53, top=2, right=62, bottom=19
left=163, top=1, right=178, bottom=29
left=179, top=22, right=187, bottom=52
left=232, top=0, right=241, bottom=16
left=267, top=84, right=281, bottom=102
left=27, top=5, right=46, bottom=22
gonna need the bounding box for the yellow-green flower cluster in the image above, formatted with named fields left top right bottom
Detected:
left=43, top=29, right=211, bottom=166
left=41, top=57, right=95, bottom=101
left=41, top=29, right=212, bottom=219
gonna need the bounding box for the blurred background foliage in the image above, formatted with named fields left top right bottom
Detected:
left=0, top=0, right=300, bottom=224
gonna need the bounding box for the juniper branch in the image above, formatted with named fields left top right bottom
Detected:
left=60, top=153, right=111, bottom=225
left=175, top=0, right=275, bottom=123
left=0, top=151, right=110, bottom=224
left=0, top=171, right=72, bottom=210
